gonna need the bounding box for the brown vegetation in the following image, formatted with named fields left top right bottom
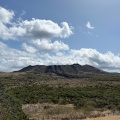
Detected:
left=86, top=115, right=120, bottom=120
left=22, top=103, right=86, bottom=120
left=22, top=103, right=120, bottom=120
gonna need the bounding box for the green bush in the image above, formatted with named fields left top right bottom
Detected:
left=9, top=84, right=120, bottom=111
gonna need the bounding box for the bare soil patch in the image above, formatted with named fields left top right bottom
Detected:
left=85, top=115, right=120, bottom=120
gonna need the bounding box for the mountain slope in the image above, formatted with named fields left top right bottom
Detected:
left=17, top=64, right=107, bottom=78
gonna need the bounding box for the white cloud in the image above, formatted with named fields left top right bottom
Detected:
left=22, top=43, right=37, bottom=53
left=0, top=15, right=73, bottom=41
left=30, top=39, right=69, bottom=51
left=1, top=7, right=120, bottom=73
left=22, top=39, right=69, bottom=53
left=0, top=7, right=25, bottom=40
left=0, top=41, right=40, bottom=71
left=0, top=23, right=26, bottom=40
left=0, top=7, right=73, bottom=51
left=0, top=22, right=12, bottom=40
left=0, top=19, right=72, bottom=41
left=70, top=48, right=120, bottom=70
left=20, top=19, right=73, bottom=39
left=19, top=19, right=71, bottom=51
left=0, top=6, right=14, bottom=24
left=86, top=21, right=94, bottom=29
left=9, top=26, right=26, bottom=37
left=1, top=41, right=120, bottom=72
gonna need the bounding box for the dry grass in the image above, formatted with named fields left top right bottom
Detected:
left=22, top=103, right=87, bottom=120
left=1, top=72, right=120, bottom=89
left=85, top=115, right=120, bottom=120
left=23, top=103, right=119, bottom=120
left=22, top=103, right=120, bottom=120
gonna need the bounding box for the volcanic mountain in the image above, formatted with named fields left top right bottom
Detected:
left=17, top=64, right=107, bottom=78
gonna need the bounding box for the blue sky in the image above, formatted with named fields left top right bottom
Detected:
left=0, top=0, right=120, bottom=72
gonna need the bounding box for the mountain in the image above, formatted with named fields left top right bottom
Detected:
left=17, top=64, right=107, bottom=78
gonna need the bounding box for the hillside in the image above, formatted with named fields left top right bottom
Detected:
left=17, top=64, right=108, bottom=78
left=0, top=64, right=120, bottom=120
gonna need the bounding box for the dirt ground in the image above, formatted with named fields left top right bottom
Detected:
left=85, top=115, right=120, bottom=120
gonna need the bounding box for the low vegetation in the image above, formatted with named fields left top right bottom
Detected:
left=0, top=82, right=28, bottom=120
left=9, top=84, right=120, bottom=112
left=0, top=65, right=120, bottom=119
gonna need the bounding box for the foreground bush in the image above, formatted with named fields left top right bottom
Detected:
left=9, top=84, right=120, bottom=111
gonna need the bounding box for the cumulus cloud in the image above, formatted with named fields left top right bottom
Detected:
left=1, top=6, right=120, bottom=72
left=70, top=48, right=120, bottom=69
left=0, top=7, right=26, bottom=40
left=20, top=20, right=72, bottom=52
left=22, top=43, right=37, bottom=53
left=30, top=39, right=69, bottom=51
left=0, top=18, right=73, bottom=41
left=0, top=6, right=73, bottom=51
left=86, top=21, right=94, bottom=29
left=16, top=19, right=72, bottom=51
left=0, top=41, right=42, bottom=71
left=0, top=6, right=14, bottom=24
left=0, top=7, right=73, bottom=41
left=22, top=40, right=69, bottom=52
left=1, top=41, right=120, bottom=72
left=0, top=18, right=73, bottom=40
left=20, top=19, right=73, bottom=39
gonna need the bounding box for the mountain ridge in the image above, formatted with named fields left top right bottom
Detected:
left=17, top=64, right=108, bottom=78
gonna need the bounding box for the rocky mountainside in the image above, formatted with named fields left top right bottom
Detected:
left=17, top=64, right=107, bottom=78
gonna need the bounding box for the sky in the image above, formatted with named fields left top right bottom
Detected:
left=0, top=0, right=120, bottom=72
